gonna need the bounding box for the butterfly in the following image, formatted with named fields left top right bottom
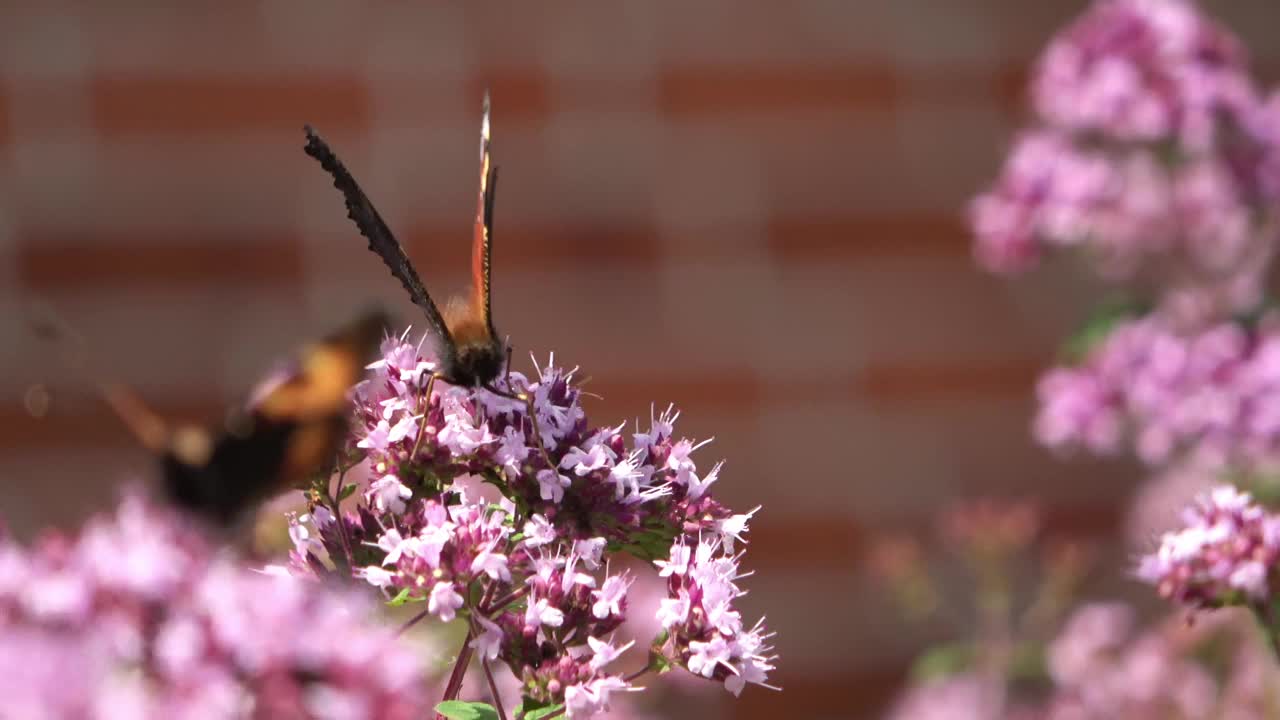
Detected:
left=32, top=308, right=390, bottom=528
left=302, top=94, right=506, bottom=391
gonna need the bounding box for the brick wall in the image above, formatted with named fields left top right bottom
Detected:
left=5, top=2, right=1280, bottom=718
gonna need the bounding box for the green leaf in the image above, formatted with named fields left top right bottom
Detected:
left=1062, top=298, right=1142, bottom=363
left=385, top=588, right=415, bottom=607
left=618, top=521, right=680, bottom=562
left=1007, top=641, right=1047, bottom=681
left=650, top=629, right=670, bottom=649
left=520, top=702, right=563, bottom=720
left=480, top=468, right=510, bottom=492
left=514, top=697, right=555, bottom=719
left=338, top=483, right=359, bottom=501
left=434, top=700, right=499, bottom=720
left=909, top=643, right=974, bottom=681
left=1229, top=471, right=1280, bottom=509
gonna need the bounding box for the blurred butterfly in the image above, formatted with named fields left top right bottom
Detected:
left=31, top=307, right=390, bottom=529
left=303, top=93, right=506, bottom=391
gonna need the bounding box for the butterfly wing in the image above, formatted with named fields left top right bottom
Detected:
left=472, top=92, right=498, bottom=337
left=302, top=128, right=455, bottom=359
left=161, top=419, right=294, bottom=527
left=30, top=301, right=388, bottom=528
left=165, top=309, right=389, bottom=526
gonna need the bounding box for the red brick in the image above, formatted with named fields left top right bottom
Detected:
left=90, top=75, right=371, bottom=137
left=744, top=500, right=1121, bottom=574
left=0, top=396, right=225, bottom=452
left=457, top=5, right=549, bottom=71
left=1258, top=60, right=1280, bottom=87
left=655, top=2, right=897, bottom=68
left=0, top=87, right=9, bottom=148
left=900, top=61, right=1029, bottom=116
left=16, top=233, right=304, bottom=291
left=751, top=385, right=1138, bottom=517
left=765, top=257, right=1074, bottom=374
left=767, top=213, right=970, bottom=262
left=995, top=63, right=1032, bottom=114
left=0, top=294, right=234, bottom=400
left=79, top=4, right=272, bottom=74
left=0, top=450, right=144, bottom=538
left=652, top=127, right=771, bottom=227
left=465, top=70, right=553, bottom=125
left=751, top=113, right=913, bottom=217
left=10, top=137, right=319, bottom=236
left=745, top=516, right=863, bottom=573
left=1214, top=6, right=1280, bottom=68
left=851, top=358, right=1043, bottom=406
left=587, top=370, right=762, bottom=420
left=534, top=2, right=659, bottom=77
left=658, top=64, right=899, bottom=116
left=731, top=666, right=907, bottom=720
left=988, top=2, right=1087, bottom=58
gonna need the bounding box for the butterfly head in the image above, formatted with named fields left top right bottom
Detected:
left=439, top=331, right=504, bottom=388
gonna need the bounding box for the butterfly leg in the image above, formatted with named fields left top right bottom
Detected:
left=481, top=343, right=559, bottom=476
left=517, top=391, right=559, bottom=475
left=407, top=374, right=439, bottom=463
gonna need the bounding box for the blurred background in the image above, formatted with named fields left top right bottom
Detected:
left=4, top=2, right=1280, bottom=718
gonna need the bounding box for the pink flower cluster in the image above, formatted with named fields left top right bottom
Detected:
left=971, top=0, right=1280, bottom=323
left=1044, top=602, right=1217, bottom=718
left=288, top=332, right=774, bottom=717
left=886, top=602, right=1280, bottom=719
left=883, top=675, right=1008, bottom=720
left=1032, top=0, right=1253, bottom=148
left=1137, top=485, right=1280, bottom=607
left=0, top=493, right=427, bottom=719
left=1035, top=313, right=1280, bottom=470
left=653, top=537, right=775, bottom=696
left=947, top=2, right=1280, bottom=717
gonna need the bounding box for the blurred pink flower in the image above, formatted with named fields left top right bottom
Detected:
left=1032, top=0, right=1254, bottom=147
left=884, top=674, right=1006, bottom=720
left=1126, top=461, right=1218, bottom=545
left=0, top=492, right=428, bottom=719
left=972, top=0, right=1280, bottom=324
left=1137, top=485, right=1280, bottom=607
left=1033, top=314, right=1280, bottom=471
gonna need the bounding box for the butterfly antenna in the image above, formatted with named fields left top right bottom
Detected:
left=27, top=300, right=169, bottom=452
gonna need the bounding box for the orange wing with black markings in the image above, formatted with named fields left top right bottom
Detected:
left=36, top=308, right=389, bottom=527
left=471, top=91, right=498, bottom=340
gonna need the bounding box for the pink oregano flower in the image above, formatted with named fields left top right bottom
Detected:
left=1033, top=313, right=1280, bottom=470
left=970, top=0, right=1280, bottom=325
left=288, top=332, right=777, bottom=717
left=1138, top=485, right=1280, bottom=608
left=0, top=492, right=428, bottom=719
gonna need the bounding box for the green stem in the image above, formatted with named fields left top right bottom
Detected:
left=439, top=628, right=476, bottom=712
left=481, top=658, right=509, bottom=720
left=1253, top=602, right=1280, bottom=663
left=325, top=460, right=353, bottom=575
